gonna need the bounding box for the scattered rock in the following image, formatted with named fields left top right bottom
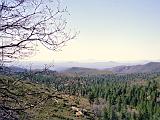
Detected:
left=76, top=111, right=83, bottom=117
left=71, top=106, right=79, bottom=112
left=54, top=99, right=59, bottom=103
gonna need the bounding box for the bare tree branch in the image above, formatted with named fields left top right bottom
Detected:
left=0, top=0, right=77, bottom=63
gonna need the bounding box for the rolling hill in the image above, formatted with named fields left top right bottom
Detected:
left=61, top=67, right=112, bottom=76
left=108, top=62, right=160, bottom=73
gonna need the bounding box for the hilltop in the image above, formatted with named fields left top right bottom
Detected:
left=61, top=67, right=112, bottom=76
left=107, top=62, right=160, bottom=73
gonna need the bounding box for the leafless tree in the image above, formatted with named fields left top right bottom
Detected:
left=0, top=0, right=77, bottom=64
left=0, top=1, right=77, bottom=119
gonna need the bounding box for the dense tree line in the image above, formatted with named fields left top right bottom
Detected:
left=18, top=72, right=160, bottom=119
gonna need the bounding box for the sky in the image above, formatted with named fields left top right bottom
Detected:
left=28, top=0, right=160, bottom=62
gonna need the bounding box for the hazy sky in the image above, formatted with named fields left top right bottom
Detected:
left=29, top=0, right=160, bottom=62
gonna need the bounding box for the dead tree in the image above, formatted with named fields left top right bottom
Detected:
left=0, top=0, right=77, bottom=63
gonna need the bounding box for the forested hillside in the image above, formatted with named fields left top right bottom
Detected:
left=0, top=75, right=94, bottom=120
left=108, top=62, right=160, bottom=73
left=13, top=71, right=160, bottom=120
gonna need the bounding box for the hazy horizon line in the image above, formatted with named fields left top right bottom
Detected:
left=17, top=59, right=160, bottom=63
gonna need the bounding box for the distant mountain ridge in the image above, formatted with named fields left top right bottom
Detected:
left=62, top=67, right=112, bottom=76
left=107, top=62, right=160, bottom=73
left=54, top=61, right=123, bottom=71
left=12, top=60, right=151, bottom=71
left=2, top=61, right=160, bottom=74
left=0, top=66, right=27, bottom=74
